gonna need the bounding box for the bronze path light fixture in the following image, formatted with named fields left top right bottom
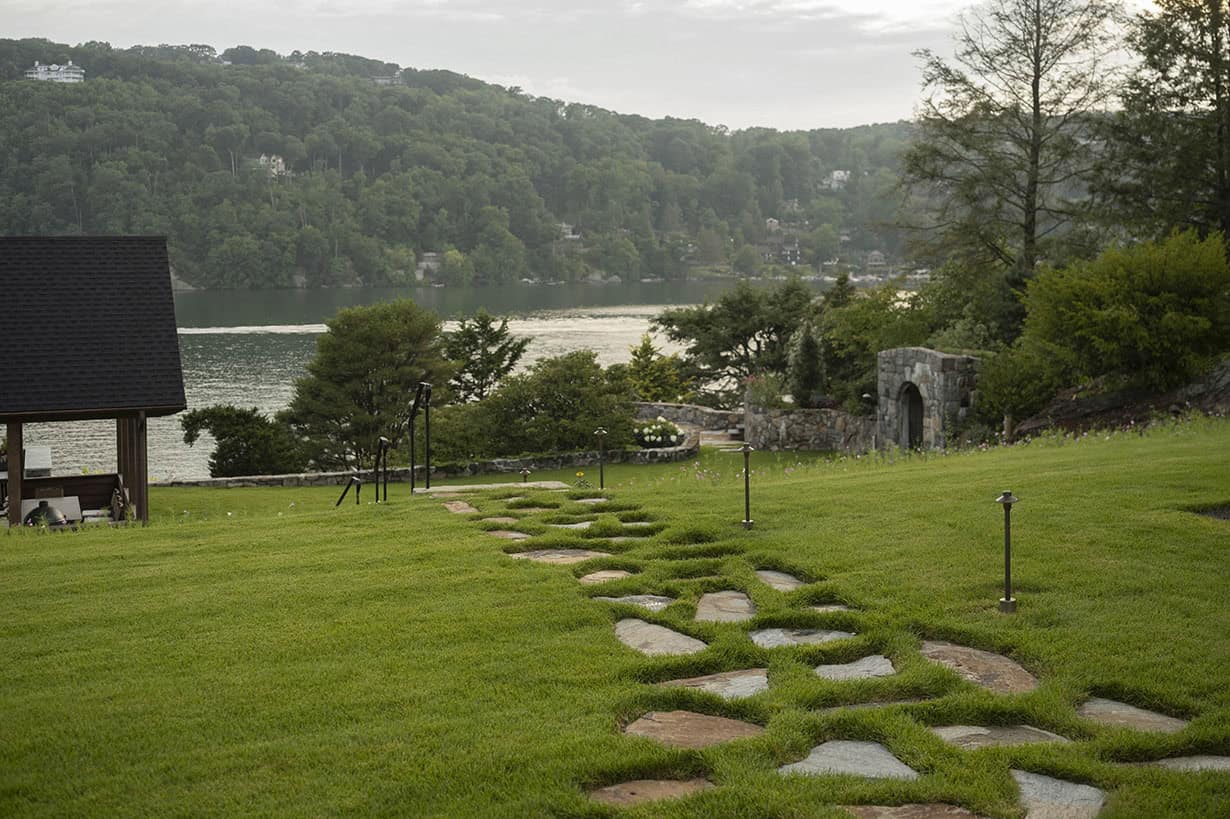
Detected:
left=422, top=383, right=434, bottom=490
left=408, top=383, right=426, bottom=493
left=375, top=436, right=391, bottom=502
left=741, top=442, right=754, bottom=530
left=996, top=490, right=1019, bottom=613
left=335, top=473, right=362, bottom=507
left=595, top=427, right=608, bottom=490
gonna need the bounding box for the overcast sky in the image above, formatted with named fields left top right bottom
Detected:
left=5, top=0, right=975, bottom=130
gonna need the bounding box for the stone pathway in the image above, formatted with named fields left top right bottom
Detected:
left=592, top=594, right=674, bottom=612
left=842, top=806, right=985, bottom=819
left=624, top=710, right=763, bottom=749
left=815, top=655, right=895, bottom=680
left=751, top=627, right=855, bottom=648
left=695, top=590, right=756, bottom=622
left=487, top=530, right=531, bottom=540
left=1011, top=770, right=1105, bottom=819
left=450, top=484, right=1215, bottom=814
left=508, top=548, right=611, bottom=564
left=930, top=725, right=1070, bottom=749
left=756, top=570, right=805, bottom=592
left=1150, top=755, right=1230, bottom=772
left=614, top=618, right=707, bottom=655
left=588, top=778, right=714, bottom=806
left=919, top=641, right=1038, bottom=694
left=578, top=569, right=632, bottom=584
left=659, top=668, right=769, bottom=699
left=1077, top=697, right=1189, bottom=734
left=779, top=741, right=919, bottom=780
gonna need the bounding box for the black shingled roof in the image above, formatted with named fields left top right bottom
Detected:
left=0, top=236, right=187, bottom=422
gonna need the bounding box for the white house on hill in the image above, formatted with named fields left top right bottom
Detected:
left=25, top=61, right=85, bottom=83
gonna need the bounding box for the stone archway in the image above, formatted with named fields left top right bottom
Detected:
left=900, top=382, right=923, bottom=449
left=876, top=347, right=980, bottom=450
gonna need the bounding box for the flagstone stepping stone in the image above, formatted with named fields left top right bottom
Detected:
left=695, top=590, right=756, bottom=622
left=550, top=520, right=594, bottom=529
left=593, top=594, right=675, bottom=612
left=623, top=520, right=656, bottom=528
left=818, top=698, right=930, bottom=714
left=1011, top=770, right=1104, bottom=819
left=930, top=725, right=1070, bottom=749
left=615, top=619, right=707, bottom=655
left=588, top=778, right=714, bottom=806
left=605, top=536, right=649, bottom=543
left=812, top=603, right=855, bottom=613
left=1150, top=755, right=1230, bottom=772
left=779, top=741, right=919, bottom=780
left=756, top=569, right=805, bottom=592
left=579, top=569, right=633, bottom=585
left=624, top=710, right=763, bottom=748
left=1077, top=697, right=1189, bottom=734
left=513, top=507, right=553, bottom=514
left=751, top=628, right=855, bottom=648
left=659, top=668, right=769, bottom=699
left=815, top=655, right=896, bottom=680
left=575, top=497, right=607, bottom=504
left=842, top=806, right=986, bottom=819
left=480, top=516, right=519, bottom=525
left=442, top=500, right=478, bottom=514
left=508, top=548, right=611, bottom=564
left=920, top=641, right=1038, bottom=694
left=488, top=530, right=531, bottom=540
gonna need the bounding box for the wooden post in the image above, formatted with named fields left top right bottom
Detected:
left=116, top=413, right=149, bottom=526
left=6, top=422, right=23, bottom=528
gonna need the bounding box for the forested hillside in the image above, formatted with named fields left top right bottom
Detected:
left=0, top=38, right=910, bottom=288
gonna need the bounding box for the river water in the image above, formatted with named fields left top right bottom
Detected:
left=24, top=279, right=819, bottom=481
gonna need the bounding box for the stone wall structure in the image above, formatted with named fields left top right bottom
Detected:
left=876, top=347, right=979, bottom=450
left=154, top=434, right=700, bottom=489
left=744, top=406, right=875, bottom=453
left=634, top=401, right=741, bottom=431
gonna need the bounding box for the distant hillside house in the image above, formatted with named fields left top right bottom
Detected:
left=24, top=61, right=85, bottom=83
left=371, top=72, right=401, bottom=86
left=866, top=250, right=887, bottom=270
left=257, top=154, right=289, bottom=177
left=824, top=170, right=850, bottom=191
left=416, top=251, right=442, bottom=281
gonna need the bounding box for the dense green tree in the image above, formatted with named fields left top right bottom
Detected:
left=652, top=278, right=817, bottom=403
left=626, top=334, right=691, bottom=402
left=284, top=299, right=453, bottom=468
left=443, top=308, right=531, bottom=401
left=181, top=406, right=306, bottom=477
left=1096, top=0, right=1230, bottom=238
left=787, top=320, right=825, bottom=408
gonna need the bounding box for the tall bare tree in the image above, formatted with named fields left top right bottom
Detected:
left=903, top=0, right=1123, bottom=286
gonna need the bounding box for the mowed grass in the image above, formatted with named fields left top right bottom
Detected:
left=1, top=418, right=1228, bottom=817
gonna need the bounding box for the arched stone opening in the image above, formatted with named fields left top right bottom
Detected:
left=899, top=382, right=924, bottom=449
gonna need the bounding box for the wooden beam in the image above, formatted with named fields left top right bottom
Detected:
left=6, top=423, right=23, bottom=528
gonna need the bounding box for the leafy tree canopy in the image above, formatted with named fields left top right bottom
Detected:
left=444, top=308, right=530, bottom=401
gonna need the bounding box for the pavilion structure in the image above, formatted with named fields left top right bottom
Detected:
left=1, top=236, right=186, bottom=526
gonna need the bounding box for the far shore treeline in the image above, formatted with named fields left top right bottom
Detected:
left=0, top=38, right=906, bottom=289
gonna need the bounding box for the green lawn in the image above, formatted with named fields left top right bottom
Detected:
left=2, top=418, right=1228, bottom=816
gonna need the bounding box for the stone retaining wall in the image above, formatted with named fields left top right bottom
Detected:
left=744, top=406, right=875, bottom=453
left=634, top=402, right=741, bottom=430
left=152, top=434, right=700, bottom=489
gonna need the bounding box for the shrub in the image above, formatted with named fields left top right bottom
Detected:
left=975, top=341, right=1069, bottom=440
left=1022, top=230, right=1230, bottom=391
left=181, top=406, right=307, bottom=477
left=787, top=320, right=824, bottom=408
left=634, top=417, right=684, bottom=448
